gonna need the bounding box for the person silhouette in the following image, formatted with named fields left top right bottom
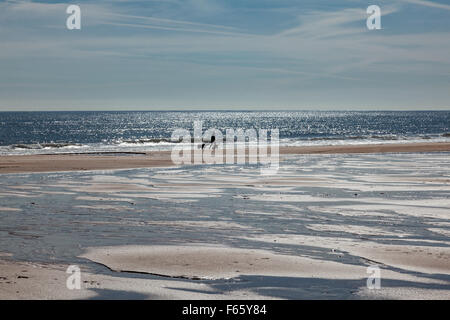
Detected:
left=202, top=135, right=216, bottom=150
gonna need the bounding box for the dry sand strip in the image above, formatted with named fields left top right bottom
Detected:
left=240, top=234, right=450, bottom=276
left=79, top=244, right=450, bottom=300
left=0, top=151, right=173, bottom=174
left=2, top=245, right=450, bottom=299
left=80, top=244, right=369, bottom=280
left=79, top=244, right=450, bottom=283
left=0, top=258, right=269, bottom=300
left=281, top=142, right=450, bottom=155
left=0, top=142, right=449, bottom=174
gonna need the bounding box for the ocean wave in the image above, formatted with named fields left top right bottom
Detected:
left=113, top=138, right=176, bottom=144
left=2, top=132, right=449, bottom=156
left=112, top=137, right=222, bottom=145
left=304, top=134, right=440, bottom=142
left=306, top=135, right=395, bottom=142
left=12, top=142, right=84, bottom=150
left=308, top=136, right=365, bottom=141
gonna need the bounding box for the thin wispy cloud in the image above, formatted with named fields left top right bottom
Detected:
left=0, top=0, right=449, bottom=110
left=399, top=0, right=450, bottom=11
left=108, top=13, right=238, bottom=31
left=278, top=6, right=399, bottom=38
left=101, top=22, right=246, bottom=36
left=98, top=12, right=250, bottom=36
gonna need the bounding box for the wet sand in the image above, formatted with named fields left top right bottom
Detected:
left=0, top=142, right=449, bottom=174
left=0, top=151, right=172, bottom=174
left=0, top=147, right=449, bottom=299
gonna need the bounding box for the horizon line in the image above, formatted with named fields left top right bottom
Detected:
left=1, top=108, right=450, bottom=113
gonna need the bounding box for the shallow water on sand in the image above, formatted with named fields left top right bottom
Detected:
left=0, top=152, right=449, bottom=298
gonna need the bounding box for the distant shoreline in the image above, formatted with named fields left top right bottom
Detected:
left=1, top=109, right=450, bottom=112
left=1, top=142, right=449, bottom=174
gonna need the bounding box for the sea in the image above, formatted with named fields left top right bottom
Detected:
left=0, top=110, right=449, bottom=155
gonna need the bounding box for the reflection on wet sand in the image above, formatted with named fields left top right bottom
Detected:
left=0, top=151, right=449, bottom=299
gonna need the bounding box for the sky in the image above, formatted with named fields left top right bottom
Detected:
left=0, top=0, right=449, bottom=111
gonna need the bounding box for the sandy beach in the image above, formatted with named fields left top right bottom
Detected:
left=0, top=142, right=449, bottom=299
left=2, top=0, right=450, bottom=304
left=1, top=142, right=449, bottom=174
